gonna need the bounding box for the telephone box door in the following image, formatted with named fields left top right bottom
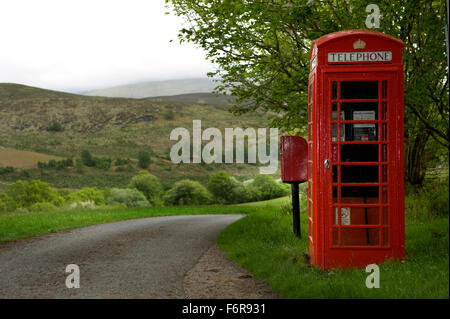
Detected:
left=323, top=72, right=403, bottom=267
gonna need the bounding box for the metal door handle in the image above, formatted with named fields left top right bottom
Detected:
left=324, top=159, right=330, bottom=168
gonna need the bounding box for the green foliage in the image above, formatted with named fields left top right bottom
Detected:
left=0, top=166, right=14, bottom=175
left=164, top=179, right=212, bottom=206
left=207, top=170, right=249, bottom=204
left=106, top=188, right=150, bottom=207
left=163, top=109, right=175, bottom=120
left=4, top=180, right=64, bottom=208
left=248, top=175, right=289, bottom=201
left=128, top=171, right=163, bottom=206
left=405, top=177, right=450, bottom=220
left=65, top=187, right=105, bottom=206
left=81, top=150, right=95, bottom=167
left=46, top=120, right=64, bottom=132
left=0, top=193, right=16, bottom=213
left=115, top=157, right=131, bottom=166
left=138, top=150, right=151, bottom=169
left=93, top=157, right=112, bottom=170
left=28, top=202, right=57, bottom=213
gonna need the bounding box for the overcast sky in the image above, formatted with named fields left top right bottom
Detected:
left=0, top=0, right=215, bottom=93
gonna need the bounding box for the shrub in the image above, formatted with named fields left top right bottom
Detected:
left=0, top=166, right=14, bottom=175
left=4, top=180, right=64, bottom=208
left=81, top=150, right=95, bottom=167
left=106, top=188, right=150, bottom=207
left=207, top=171, right=249, bottom=204
left=249, top=175, right=289, bottom=201
left=93, top=157, right=112, bottom=170
left=115, top=157, right=130, bottom=166
left=138, top=150, right=151, bottom=169
left=164, top=180, right=213, bottom=206
left=28, top=202, right=57, bottom=213
left=128, top=171, right=162, bottom=206
left=65, top=187, right=105, bottom=206
left=47, top=120, right=64, bottom=132
left=0, top=193, right=16, bottom=213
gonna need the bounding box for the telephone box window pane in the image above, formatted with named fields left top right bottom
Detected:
left=382, top=186, right=388, bottom=203
left=382, top=165, right=388, bottom=182
left=309, top=85, right=313, bottom=103
left=382, top=207, right=388, bottom=225
left=332, top=103, right=338, bottom=120
left=341, top=165, right=378, bottom=183
left=341, top=81, right=378, bottom=99
left=382, top=102, right=388, bottom=120
left=335, top=207, right=379, bottom=225
left=382, top=228, right=389, bottom=246
left=341, top=102, right=378, bottom=120
left=339, top=124, right=378, bottom=142
left=382, top=144, right=388, bottom=161
left=341, top=186, right=379, bottom=202
left=341, top=228, right=380, bottom=246
left=332, top=124, right=345, bottom=141
left=382, top=81, right=388, bottom=99
left=332, top=81, right=337, bottom=100
left=381, top=123, right=388, bottom=141
left=332, top=186, right=338, bottom=203
left=341, top=144, right=379, bottom=162
left=332, top=166, right=337, bottom=183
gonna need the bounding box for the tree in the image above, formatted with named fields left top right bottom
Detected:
left=138, top=150, right=151, bottom=169
left=167, top=0, right=449, bottom=185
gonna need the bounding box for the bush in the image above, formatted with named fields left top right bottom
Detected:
left=4, top=180, right=64, bottom=208
left=164, top=180, right=213, bottom=206
left=81, top=150, right=95, bottom=167
left=0, top=166, right=14, bottom=175
left=47, top=120, right=64, bottom=132
left=106, top=188, right=150, bottom=207
left=0, top=193, right=16, bottom=213
left=248, top=175, right=289, bottom=201
left=207, top=171, right=249, bottom=204
left=28, top=202, right=57, bottom=213
left=65, top=187, right=105, bottom=206
left=115, top=157, right=130, bottom=166
left=93, top=157, right=112, bottom=170
left=128, top=171, right=163, bottom=206
left=138, top=150, right=151, bottom=169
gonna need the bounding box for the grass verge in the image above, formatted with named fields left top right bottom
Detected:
left=217, top=197, right=449, bottom=298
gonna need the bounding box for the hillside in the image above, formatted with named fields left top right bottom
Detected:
left=0, top=83, right=269, bottom=189
left=85, top=78, right=219, bottom=99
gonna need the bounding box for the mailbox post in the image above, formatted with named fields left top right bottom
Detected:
left=307, top=30, right=405, bottom=269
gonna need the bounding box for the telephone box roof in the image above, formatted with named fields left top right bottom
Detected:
left=310, top=29, right=404, bottom=59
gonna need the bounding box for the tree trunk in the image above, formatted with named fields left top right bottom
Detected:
left=405, top=130, right=430, bottom=185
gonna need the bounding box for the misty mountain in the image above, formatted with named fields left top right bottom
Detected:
left=84, top=78, right=220, bottom=99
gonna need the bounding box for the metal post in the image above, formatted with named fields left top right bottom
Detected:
left=291, top=182, right=301, bottom=237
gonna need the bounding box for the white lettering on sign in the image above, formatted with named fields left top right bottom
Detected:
left=328, top=51, right=392, bottom=63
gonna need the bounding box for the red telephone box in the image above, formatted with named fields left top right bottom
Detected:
left=307, top=30, right=405, bottom=269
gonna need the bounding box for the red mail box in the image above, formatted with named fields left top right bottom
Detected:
left=280, top=136, right=308, bottom=183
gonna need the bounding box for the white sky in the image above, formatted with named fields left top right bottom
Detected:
left=0, top=0, right=215, bottom=92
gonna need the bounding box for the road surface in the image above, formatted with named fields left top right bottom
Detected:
left=0, top=214, right=243, bottom=298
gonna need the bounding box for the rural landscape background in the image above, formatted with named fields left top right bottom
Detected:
left=0, top=0, right=449, bottom=299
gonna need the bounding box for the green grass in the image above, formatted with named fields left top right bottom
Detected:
left=217, top=196, right=449, bottom=298
left=0, top=204, right=262, bottom=245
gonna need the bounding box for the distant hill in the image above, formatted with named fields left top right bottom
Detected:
left=149, top=92, right=236, bottom=109
left=85, top=78, right=220, bottom=99
left=0, top=83, right=269, bottom=189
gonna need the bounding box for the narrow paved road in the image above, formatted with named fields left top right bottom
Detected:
left=0, top=214, right=243, bottom=298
